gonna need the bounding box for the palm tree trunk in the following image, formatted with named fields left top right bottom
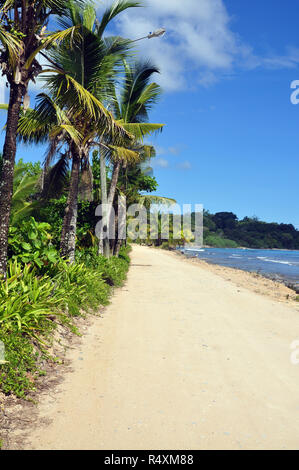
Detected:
left=0, top=83, right=26, bottom=276
left=108, top=161, right=121, bottom=256
left=108, top=161, right=121, bottom=206
left=99, top=150, right=110, bottom=258
left=60, top=146, right=80, bottom=263
left=113, top=193, right=126, bottom=256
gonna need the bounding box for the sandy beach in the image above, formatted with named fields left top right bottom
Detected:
left=6, top=244, right=299, bottom=450
left=171, top=249, right=298, bottom=304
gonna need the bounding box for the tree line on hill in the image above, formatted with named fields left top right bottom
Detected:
left=192, top=211, right=299, bottom=250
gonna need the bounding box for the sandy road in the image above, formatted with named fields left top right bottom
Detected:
left=24, top=245, right=299, bottom=450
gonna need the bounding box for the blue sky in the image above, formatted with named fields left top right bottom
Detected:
left=0, top=0, right=299, bottom=227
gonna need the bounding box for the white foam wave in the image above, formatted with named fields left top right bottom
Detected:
left=257, top=257, right=292, bottom=266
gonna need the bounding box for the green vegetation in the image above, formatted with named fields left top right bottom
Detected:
left=200, top=211, right=299, bottom=249
left=203, top=233, right=239, bottom=249
left=0, top=245, right=130, bottom=398
left=137, top=209, right=299, bottom=250
left=0, top=0, right=165, bottom=403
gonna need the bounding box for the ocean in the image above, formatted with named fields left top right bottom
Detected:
left=180, top=247, right=299, bottom=289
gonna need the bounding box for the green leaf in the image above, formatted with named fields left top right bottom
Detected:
left=28, top=231, right=37, bottom=240
left=21, top=242, right=32, bottom=251
left=47, top=252, right=58, bottom=263
left=33, top=240, right=42, bottom=249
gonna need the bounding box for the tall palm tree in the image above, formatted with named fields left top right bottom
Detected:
left=0, top=0, right=88, bottom=275
left=43, top=1, right=142, bottom=261
left=108, top=60, right=164, bottom=202
left=17, top=0, right=141, bottom=262
left=104, top=60, right=165, bottom=253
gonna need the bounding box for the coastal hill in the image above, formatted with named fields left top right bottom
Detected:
left=191, top=211, right=299, bottom=250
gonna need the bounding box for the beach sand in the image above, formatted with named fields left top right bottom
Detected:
left=9, top=244, right=299, bottom=449
left=170, top=248, right=298, bottom=304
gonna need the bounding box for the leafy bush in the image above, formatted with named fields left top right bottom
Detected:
left=0, top=328, right=40, bottom=398
left=52, top=260, right=110, bottom=316
left=0, top=262, right=63, bottom=336
left=8, top=217, right=59, bottom=272
left=0, top=245, right=131, bottom=398
left=76, top=245, right=130, bottom=287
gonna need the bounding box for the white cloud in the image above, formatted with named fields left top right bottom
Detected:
left=155, top=144, right=182, bottom=156
left=112, top=0, right=299, bottom=92
left=113, top=0, right=240, bottom=91
left=243, top=46, right=299, bottom=70
left=177, top=160, right=192, bottom=170
left=153, top=157, right=169, bottom=168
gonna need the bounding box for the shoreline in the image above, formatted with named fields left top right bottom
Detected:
left=177, top=246, right=299, bottom=293
left=165, top=248, right=299, bottom=304
left=203, top=245, right=299, bottom=252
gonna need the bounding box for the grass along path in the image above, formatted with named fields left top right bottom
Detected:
left=21, top=245, right=299, bottom=449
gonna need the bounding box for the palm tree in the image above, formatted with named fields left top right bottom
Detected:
left=104, top=60, right=165, bottom=253
left=0, top=0, right=87, bottom=275
left=108, top=60, right=164, bottom=201
left=116, top=150, right=176, bottom=253
left=17, top=0, right=141, bottom=262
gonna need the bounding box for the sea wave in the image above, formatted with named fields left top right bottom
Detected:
left=257, top=257, right=293, bottom=266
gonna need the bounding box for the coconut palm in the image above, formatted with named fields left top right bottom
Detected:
left=17, top=0, right=141, bottom=262
left=115, top=152, right=176, bottom=253
left=0, top=0, right=93, bottom=275
left=108, top=60, right=164, bottom=203
left=102, top=60, right=165, bottom=254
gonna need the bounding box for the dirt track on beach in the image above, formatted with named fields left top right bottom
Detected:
left=22, top=245, right=299, bottom=450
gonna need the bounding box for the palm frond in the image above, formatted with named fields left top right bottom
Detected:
left=0, top=25, right=21, bottom=67
left=136, top=82, right=162, bottom=108
left=12, top=175, right=39, bottom=207
left=17, top=109, right=53, bottom=144
left=138, top=195, right=177, bottom=207
left=24, top=26, right=80, bottom=70
left=97, top=0, right=142, bottom=38
left=11, top=201, right=41, bottom=226
left=11, top=165, right=40, bottom=224
left=117, top=121, right=164, bottom=140
left=50, top=124, right=82, bottom=146
left=108, top=145, right=140, bottom=164
left=121, top=60, right=160, bottom=122
left=42, top=152, right=70, bottom=199
left=44, top=71, right=131, bottom=141
left=17, top=93, right=59, bottom=143
left=82, top=3, right=97, bottom=31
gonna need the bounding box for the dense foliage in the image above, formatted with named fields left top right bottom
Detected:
left=199, top=211, right=299, bottom=249
left=0, top=245, right=131, bottom=397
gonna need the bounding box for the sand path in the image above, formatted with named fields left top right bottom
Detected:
left=24, top=245, right=299, bottom=450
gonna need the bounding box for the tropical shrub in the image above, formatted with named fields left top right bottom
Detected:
left=0, top=262, right=64, bottom=335
left=52, top=260, right=110, bottom=316
left=0, top=328, right=41, bottom=398
left=8, top=217, right=59, bottom=272
left=76, top=245, right=131, bottom=287
left=0, top=249, right=131, bottom=397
